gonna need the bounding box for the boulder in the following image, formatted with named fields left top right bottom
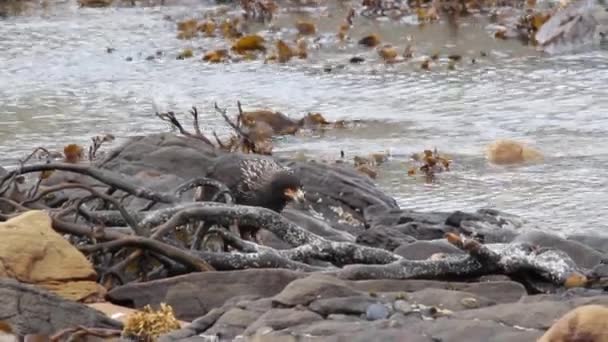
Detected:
left=452, top=296, right=608, bottom=330
left=204, top=308, right=259, bottom=340
left=271, top=274, right=361, bottom=307
left=568, top=233, right=608, bottom=254
left=243, top=308, right=323, bottom=335
left=107, top=269, right=304, bottom=320
left=513, top=230, right=605, bottom=269
left=0, top=211, right=104, bottom=302
left=355, top=225, right=416, bottom=250
left=409, top=318, right=543, bottom=342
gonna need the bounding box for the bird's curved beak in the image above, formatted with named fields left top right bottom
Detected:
left=284, top=188, right=305, bottom=203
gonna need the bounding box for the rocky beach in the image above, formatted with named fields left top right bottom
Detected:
left=1, top=0, right=608, bottom=341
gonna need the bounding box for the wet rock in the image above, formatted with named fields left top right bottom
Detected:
left=513, top=230, right=604, bottom=269
left=567, top=233, right=608, bottom=254
left=365, top=303, right=390, bottom=320
left=408, top=288, right=495, bottom=311
left=409, top=318, right=543, bottom=341
left=536, top=0, right=599, bottom=54
left=107, top=269, right=304, bottom=320
left=271, top=274, right=361, bottom=307
left=98, top=133, right=218, bottom=182
left=0, top=211, right=105, bottom=302
left=363, top=205, right=449, bottom=229
left=282, top=160, right=398, bottom=229
left=355, top=225, right=416, bottom=250
left=243, top=308, right=323, bottom=335
left=393, top=240, right=464, bottom=259
left=308, top=296, right=380, bottom=316
left=205, top=308, right=259, bottom=340
left=452, top=296, right=608, bottom=330
left=346, top=279, right=526, bottom=304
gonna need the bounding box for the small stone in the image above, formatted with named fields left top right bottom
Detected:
left=366, top=303, right=389, bottom=321
left=393, top=300, right=412, bottom=314
left=460, top=297, right=479, bottom=309
left=125, top=57, right=133, bottom=61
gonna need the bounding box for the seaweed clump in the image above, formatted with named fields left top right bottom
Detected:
left=122, top=303, right=181, bottom=341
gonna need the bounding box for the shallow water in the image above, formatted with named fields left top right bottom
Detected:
left=1, top=0, right=607, bottom=235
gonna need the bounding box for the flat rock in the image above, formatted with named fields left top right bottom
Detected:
left=409, top=318, right=543, bottom=342
left=0, top=211, right=104, bottom=302
left=204, top=308, right=259, bottom=340
left=271, top=274, right=361, bottom=307
left=567, top=233, right=608, bottom=254
left=513, top=230, right=605, bottom=269
left=453, top=296, right=608, bottom=330
left=345, top=279, right=526, bottom=304
left=394, top=240, right=464, bottom=260
left=325, top=328, right=432, bottom=342
left=243, top=308, right=323, bottom=335
left=407, top=288, right=495, bottom=311
left=355, top=225, right=416, bottom=250
left=287, top=319, right=390, bottom=336
left=107, top=269, right=304, bottom=320
left=308, top=296, right=380, bottom=316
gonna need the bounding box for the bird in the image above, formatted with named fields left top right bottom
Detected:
left=205, top=153, right=305, bottom=243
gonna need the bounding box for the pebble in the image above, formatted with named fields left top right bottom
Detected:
left=366, top=303, right=390, bottom=321
left=460, top=297, right=480, bottom=309
left=393, top=300, right=413, bottom=314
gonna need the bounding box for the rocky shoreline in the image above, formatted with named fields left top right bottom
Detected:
left=1, top=132, right=607, bottom=341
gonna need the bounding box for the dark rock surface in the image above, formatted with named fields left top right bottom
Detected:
left=513, top=230, right=605, bottom=269
left=107, top=269, right=304, bottom=320
left=271, top=274, right=362, bottom=307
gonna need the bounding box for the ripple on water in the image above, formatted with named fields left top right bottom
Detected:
left=0, top=2, right=607, bottom=234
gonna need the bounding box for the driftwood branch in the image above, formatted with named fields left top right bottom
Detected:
left=336, top=233, right=587, bottom=288
left=0, top=162, right=179, bottom=204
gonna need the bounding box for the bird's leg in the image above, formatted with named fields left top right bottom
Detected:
left=250, top=231, right=260, bottom=244
left=229, top=219, right=241, bottom=238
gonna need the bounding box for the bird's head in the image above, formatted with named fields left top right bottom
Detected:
left=270, top=171, right=305, bottom=205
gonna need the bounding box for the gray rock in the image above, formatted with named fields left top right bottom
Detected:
left=271, top=274, right=361, bottom=307
left=568, top=233, right=608, bottom=254
left=346, top=279, right=526, bottom=304
left=408, top=288, right=495, bottom=311
left=453, top=296, right=608, bottom=330
left=205, top=308, right=259, bottom=340
left=394, top=240, right=464, bottom=260
left=326, top=328, right=432, bottom=342
left=355, top=225, right=416, bottom=250
left=107, top=269, right=304, bottom=320
left=513, top=230, right=605, bottom=269
left=409, top=318, right=543, bottom=342
left=243, top=308, right=323, bottom=335
left=366, top=303, right=390, bottom=320
left=308, top=296, right=380, bottom=316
